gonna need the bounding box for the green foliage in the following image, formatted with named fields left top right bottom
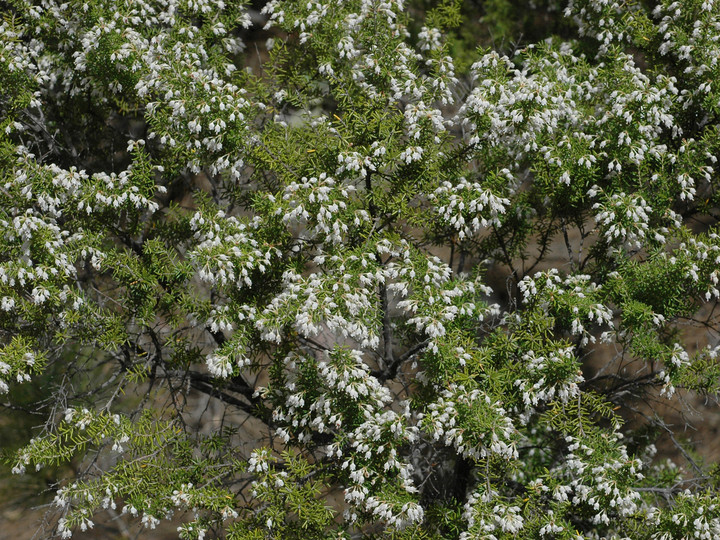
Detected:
left=3, top=0, right=720, bottom=538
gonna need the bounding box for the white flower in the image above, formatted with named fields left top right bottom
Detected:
left=31, top=286, right=50, bottom=305
left=206, top=353, right=233, bottom=378
left=399, top=146, right=424, bottom=163
left=141, top=513, right=160, bottom=529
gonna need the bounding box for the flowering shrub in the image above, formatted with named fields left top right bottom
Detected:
left=3, top=0, right=720, bottom=538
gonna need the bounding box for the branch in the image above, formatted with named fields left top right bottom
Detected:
left=372, top=339, right=430, bottom=382
left=189, top=378, right=259, bottom=418
left=625, top=404, right=705, bottom=477
left=379, top=281, right=393, bottom=373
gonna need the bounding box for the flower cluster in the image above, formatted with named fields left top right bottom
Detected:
left=189, top=210, right=280, bottom=288
left=518, top=270, right=614, bottom=345
left=281, top=173, right=368, bottom=244
left=551, top=435, right=644, bottom=525
left=386, top=244, right=497, bottom=347
left=429, top=176, right=511, bottom=239
left=514, top=347, right=583, bottom=413
left=257, top=258, right=382, bottom=347
left=265, top=347, right=420, bottom=525
left=461, top=487, right=526, bottom=539
left=0, top=336, right=44, bottom=394
left=593, top=191, right=653, bottom=250
left=420, top=385, right=518, bottom=461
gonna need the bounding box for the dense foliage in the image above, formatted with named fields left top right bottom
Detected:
left=3, top=0, right=720, bottom=538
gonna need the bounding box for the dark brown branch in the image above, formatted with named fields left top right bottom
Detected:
left=372, top=339, right=430, bottom=382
